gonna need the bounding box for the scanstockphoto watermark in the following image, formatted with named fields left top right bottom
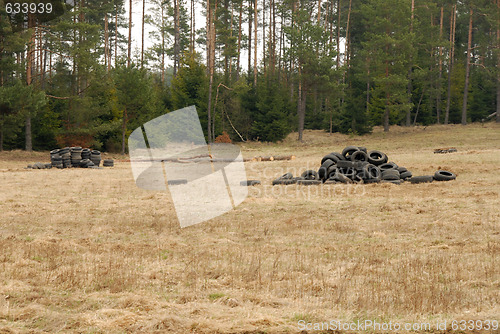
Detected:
left=128, top=105, right=364, bottom=228
left=249, top=182, right=367, bottom=199
left=298, top=319, right=499, bottom=332
left=129, top=106, right=248, bottom=228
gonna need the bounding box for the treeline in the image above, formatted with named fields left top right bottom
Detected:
left=0, top=0, right=499, bottom=152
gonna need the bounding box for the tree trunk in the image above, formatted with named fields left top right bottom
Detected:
left=236, top=2, right=243, bottom=78
left=445, top=4, right=456, bottom=125
left=207, top=2, right=213, bottom=142
left=105, top=13, right=109, bottom=72
left=161, top=4, right=165, bottom=83
left=462, top=8, right=473, bottom=126
left=26, top=15, right=34, bottom=152
left=248, top=0, right=252, bottom=75
left=262, top=0, right=266, bottom=71
left=497, top=0, right=500, bottom=123
left=253, top=0, right=258, bottom=87
left=336, top=0, right=340, bottom=69
left=122, top=107, right=127, bottom=154
left=297, top=67, right=305, bottom=141
left=128, top=0, right=132, bottom=67
left=25, top=114, right=32, bottom=152
left=115, top=8, right=118, bottom=67
left=436, top=6, right=444, bottom=123
left=141, top=0, right=145, bottom=67
left=406, top=0, right=414, bottom=126
left=384, top=51, right=390, bottom=132
left=0, top=117, right=4, bottom=151
left=174, top=0, right=180, bottom=76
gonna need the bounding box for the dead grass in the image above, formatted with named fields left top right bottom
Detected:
left=0, top=123, right=499, bottom=333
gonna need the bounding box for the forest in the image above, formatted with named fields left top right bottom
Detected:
left=0, top=0, right=499, bottom=153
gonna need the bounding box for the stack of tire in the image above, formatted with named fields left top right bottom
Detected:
left=90, top=150, right=101, bottom=167
left=81, top=148, right=91, bottom=160
left=102, top=159, right=114, bottom=167
left=58, top=147, right=71, bottom=168
left=50, top=149, right=63, bottom=169
left=70, top=147, right=83, bottom=167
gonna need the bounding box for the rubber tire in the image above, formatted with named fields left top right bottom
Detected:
left=240, top=180, right=261, bottom=186
left=272, top=178, right=296, bottom=185
left=301, top=170, right=319, bottom=180
left=318, top=159, right=335, bottom=180
left=338, top=167, right=356, bottom=179
left=397, top=166, right=408, bottom=174
left=350, top=150, right=368, bottom=162
left=342, top=146, right=359, bottom=160
left=354, top=161, right=370, bottom=171
left=367, top=150, right=388, bottom=166
left=358, top=146, right=368, bottom=153
left=297, top=179, right=322, bottom=185
left=362, top=164, right=381, bottom=181
left=382, top=169, right=400, bottom=181
left=329, top=152, right=345, bottom=161
left=321, top=154, right=340, bottom=165
left=400, top=171, right=412, bottom=180
left=328, top=172, right=352, bottom=184
left=379, top=162, right=398, bottom=171
left=410, top=175, right=434, bottom=184
left=336, top=160, right=354, bottom=169
left=433, top=170, right=456, bottom=181
left=279, top=172, right=294, bottom=180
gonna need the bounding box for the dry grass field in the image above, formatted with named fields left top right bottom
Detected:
left=0, top=123, right=499, bottom=333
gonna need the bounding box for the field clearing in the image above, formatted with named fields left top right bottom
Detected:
left=0, top=123, right=499, bottom=333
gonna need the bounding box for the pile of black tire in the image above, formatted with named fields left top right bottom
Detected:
left=272, top=145, right=456, bottom=185
left=48, top=147, right=109, bottom=169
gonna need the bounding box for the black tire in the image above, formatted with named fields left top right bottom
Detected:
left=336, top=160, right=354, bottom=169
left=272, top=178, right=296, bottom=185
left=397, top=166, right=408, bottom=174
left=328, top=172, right=352, bottom=184
left=358, top=146, right=368, bottom=153
left=364, top=178, right=381, bottom=184
left=318, top=160, right=335, bottom=180
left=400, top=171, right=412, bottom=180
left=168, top=179, right=188, bottom=185
left=350, top=150, right=368, bottom=162
left=338, top=167, right=356, bottom=179
left=329, top=152, right=345, bottom=161
left=354, top=161, right=370, bottom=171
left=342, top=146, right=359, bottom=160
left=240, top=180, right=261, bottom=186
left=321, top=154, right=340, bottom=165
left=352, top=173, right=364, bottom=183
left=379, top=162, right=398, bottom=171
left=410, top=175, right=434, bottom=184
left=381, top=169, right=400, bottom=181
left=301, top=170, right=319, bottom=180
left=367, top=150, right=388, bottom=166
left=278, top=172, right=293, bottom=180
left=297, top=179, right=322, bottom=185
left=433, top=170, right=456, bottom=181
left=362, top=164, right=381, bottom=181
